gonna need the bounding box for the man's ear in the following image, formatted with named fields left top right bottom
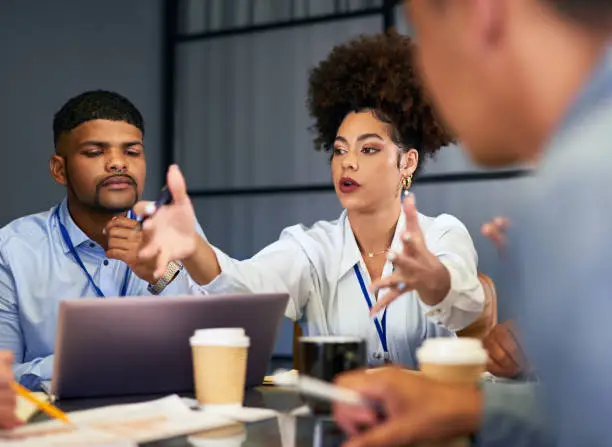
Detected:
left=50, top=154, right=67, bottom=186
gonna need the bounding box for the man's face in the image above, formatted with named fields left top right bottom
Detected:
left=52, top=119, right=146, bottom=213
left=405, top=0, right=524, bottom=166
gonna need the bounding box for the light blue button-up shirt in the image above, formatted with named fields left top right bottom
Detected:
left=0, top=199, right=201, bottom=389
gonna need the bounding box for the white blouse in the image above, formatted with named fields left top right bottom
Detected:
left=196, top=208, right=484, bottom=368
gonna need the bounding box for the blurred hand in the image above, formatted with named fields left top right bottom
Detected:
left=483, top=320, right=529, bottom=378
left=105, top=217, right=158, bottom=283
left=369, top=194, right=451, bottom=313
left=134, top=165, right=198, bottom=279
left=0, top=351, right=21, bottom=430
left=481, top=217, right=510, bottom=254
left=333, top=367, right=482, bottom=447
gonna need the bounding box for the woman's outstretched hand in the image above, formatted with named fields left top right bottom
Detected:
left=134, top=164, right=198, bottom=279
left=369, top=194, right=451, bottom=314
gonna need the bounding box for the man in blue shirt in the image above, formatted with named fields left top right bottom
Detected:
left=0, top=90, right=200, bottom=389
left=332, top=0, right=612, bottom=446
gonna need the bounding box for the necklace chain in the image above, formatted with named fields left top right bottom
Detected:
left=364, top=248, right=390, bottom=258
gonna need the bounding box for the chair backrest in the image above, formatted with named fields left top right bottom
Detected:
left=292, top=272, right=498, bottom=370
left=456, top=272, right=498, bottom=339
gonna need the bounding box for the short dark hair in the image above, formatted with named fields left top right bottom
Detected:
left=544, top=0, right=612, bottom=28
left=53, top=90, right=144, bottom=147
left=307, top=31, right=454, bottom=177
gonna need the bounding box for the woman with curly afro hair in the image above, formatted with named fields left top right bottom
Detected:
left=135, top=32, right=484, bottom=369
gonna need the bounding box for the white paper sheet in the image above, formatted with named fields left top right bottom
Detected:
left=180, top=398, right=278, bottom=423
left=0, top=395, right=235, bottom=446
left=15, top=392, right=51, bottom=423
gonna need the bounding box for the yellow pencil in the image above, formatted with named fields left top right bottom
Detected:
left=10, top=381, right=71, bottom=424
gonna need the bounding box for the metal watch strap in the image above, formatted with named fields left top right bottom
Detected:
left=147, top=261, right=183, bottom=295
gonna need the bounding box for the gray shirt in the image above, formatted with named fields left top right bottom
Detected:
left=478, top=50, right=612, bottom=445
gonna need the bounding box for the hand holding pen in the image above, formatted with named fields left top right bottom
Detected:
left=133, top=165, right=199, bottom=279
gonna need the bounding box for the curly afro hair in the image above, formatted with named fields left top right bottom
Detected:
left=307, top=31, right=454, bottom=176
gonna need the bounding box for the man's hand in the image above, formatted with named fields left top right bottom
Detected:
left=105, top=217, right=158, bottom=284
left=0, top=351, right=21, bottom=430
left=481, top=217, right=510, bottom=254
left=134, top=165, right=198, bottom=280
left=333, top=367, right=482, bottom=447
left=483, top=320, right=529, bottom=378
left=370, top=194, right=451, bottom=313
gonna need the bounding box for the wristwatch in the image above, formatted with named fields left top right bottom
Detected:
left=147, top=261, right=184, bottom=295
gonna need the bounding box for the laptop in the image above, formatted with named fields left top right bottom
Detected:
left=50, top=293, right=289, bottom=399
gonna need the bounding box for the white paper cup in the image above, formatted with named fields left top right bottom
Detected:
left=190, top=328, right=250, bottom=411
left=417, top=337, right=488, bottom=384
left=416, top=338, right=488, bottom=447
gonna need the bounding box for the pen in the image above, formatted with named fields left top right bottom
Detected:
left=149, top=185, right=173, bottom=215
left=134, top=185, right=173, bottom=229
left=271, top=370, right=367, bottom=407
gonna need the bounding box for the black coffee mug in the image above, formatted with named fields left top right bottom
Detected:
left=297, top=336, right=367, bottom=415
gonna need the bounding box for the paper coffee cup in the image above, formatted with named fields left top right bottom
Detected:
left=187, top=423, right=247, bottom=447
left=416, top=337, right=487, bottom=384
left=190, top=328, right=250, bottom=411
left=416, top=338, right=487, bottom=447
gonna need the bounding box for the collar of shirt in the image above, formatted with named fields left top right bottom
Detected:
left=56, top=198, right=95, bottom=253
left=547, top=48, right=612, bottom=157
left=56, top=199, right=136, bottom=253
left=337, top=205, right=407, bottom=280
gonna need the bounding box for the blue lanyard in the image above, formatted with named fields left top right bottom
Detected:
left=353, top=264, right=388, bottom=353
left=54, top=205, right=131, bottom=298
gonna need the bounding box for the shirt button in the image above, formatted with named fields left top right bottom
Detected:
left=103, top=260, right=109, bottom=266
left=89, top=242, right=95, bottom=248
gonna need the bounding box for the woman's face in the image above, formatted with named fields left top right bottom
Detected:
left=332, top=111, right=418, bottom=213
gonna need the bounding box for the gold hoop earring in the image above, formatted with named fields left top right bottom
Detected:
left=403, top=175, right=413, bottom=191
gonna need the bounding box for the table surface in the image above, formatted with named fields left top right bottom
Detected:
left=31, top=386, right=348, bottom=447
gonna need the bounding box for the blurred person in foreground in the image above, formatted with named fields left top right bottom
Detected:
left=334, top=0, right=612, bottom=446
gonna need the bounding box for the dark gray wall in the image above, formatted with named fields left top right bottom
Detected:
left=0, top=0, right=164, bottom=224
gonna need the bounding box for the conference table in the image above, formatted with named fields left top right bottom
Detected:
left=31, top=386, right=348, bottom=446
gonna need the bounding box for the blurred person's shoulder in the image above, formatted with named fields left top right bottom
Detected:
left=541, top=54, right=612, bottom=184
left=542, top=97, right=612, bottom=188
